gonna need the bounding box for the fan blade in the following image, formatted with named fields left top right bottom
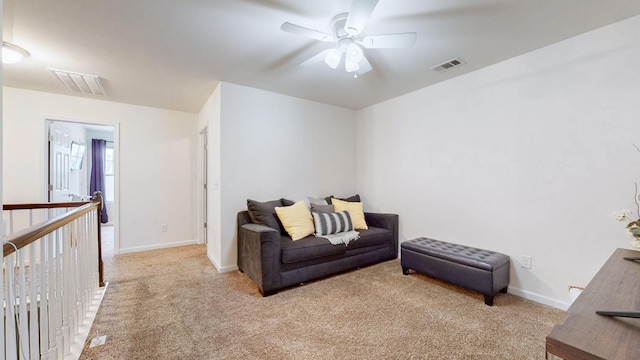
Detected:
left=281, top=22, right=334, bottom=42
left=345, top=0, right=379, bottom=36
left=360, top=33, right=417, bottom=48
left=358, top=56, right=372, bottom=74
left=300, top=49, right=333, bottom=67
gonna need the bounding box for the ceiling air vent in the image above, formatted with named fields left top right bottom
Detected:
left=49, top=68, right=106, bottom=96
left=431, top=58, right=466, bottom=73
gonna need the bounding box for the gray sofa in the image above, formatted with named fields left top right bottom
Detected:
left=237, top=198, right=399, bottom=296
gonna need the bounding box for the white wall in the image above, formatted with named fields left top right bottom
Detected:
left=356, top=15, right=640, bottom=309
left=2, top=87, right=199, bottom=253
left=200, top=82, right=357, bottom=271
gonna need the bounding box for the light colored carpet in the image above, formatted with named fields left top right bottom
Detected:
left=80, top=245, right=565, bottom=359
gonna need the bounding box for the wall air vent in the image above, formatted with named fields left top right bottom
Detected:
left=431, top=58, right=466, bottom=73
left=49, top=68, right=106, bottom=96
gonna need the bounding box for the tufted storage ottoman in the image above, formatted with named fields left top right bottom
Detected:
left=401, top=237, right=510, bottom=306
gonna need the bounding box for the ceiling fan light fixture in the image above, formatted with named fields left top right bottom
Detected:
left=345, top=58, right=360, bottom=73
left=324, top=49, right=342, bottom=69
left=345, top=43, right=364, bottom=64
left=283, top=0, right=413, bottom=77
left=2, top=41, right=30, bottom=64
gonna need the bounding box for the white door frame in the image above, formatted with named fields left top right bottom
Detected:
left=44, top=117, right=121, bottom=255
left=199, top=127, right=208, bottom=245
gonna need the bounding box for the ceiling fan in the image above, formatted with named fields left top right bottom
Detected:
left=280, top=0, right=417, bottom=78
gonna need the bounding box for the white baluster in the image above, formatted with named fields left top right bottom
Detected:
left=39, top=233, right=51, bottom=358
left=18, top=247, right=31, bottom=359
left=29, top=242, right=40, bottom=358
left=62, top=225, right=71, bottom=356
left=70, top=220, right=78, bottom=337
left=55, top=228, right=64, bottom=360
left=5, top=253, right=18, bottom=360
left=9, top=210, right=14, bottom=234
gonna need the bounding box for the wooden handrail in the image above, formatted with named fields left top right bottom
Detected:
left=3, top=202, right=98, bottom=257
left=3, top=192, right=105, bottom=286
left=3, top=201, right=90, bottom=210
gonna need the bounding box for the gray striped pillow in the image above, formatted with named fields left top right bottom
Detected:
left=312, top=210, right=354, bottom=236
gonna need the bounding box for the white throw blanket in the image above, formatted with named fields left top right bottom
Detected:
left=319, top=230, right=360, bottom=246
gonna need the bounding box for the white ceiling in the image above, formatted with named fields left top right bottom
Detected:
left=4, top=0, right=640, bottom=113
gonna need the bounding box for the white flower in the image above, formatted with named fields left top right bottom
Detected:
left=613, top=209, right=631, bottom=221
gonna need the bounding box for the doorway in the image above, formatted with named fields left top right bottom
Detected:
left=46, top=119, right=119, bottom=254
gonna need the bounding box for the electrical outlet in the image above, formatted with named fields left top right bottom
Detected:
left=521, top=255, right=532, bottom=269
left=161, top=224, right=168, bottom=232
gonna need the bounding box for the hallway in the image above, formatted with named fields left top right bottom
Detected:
left=101, top=224, right=114, bottom=260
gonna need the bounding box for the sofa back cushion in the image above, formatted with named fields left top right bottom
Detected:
left=325, top=194, right=361, bottom=204
left=310, top=203, right=334, bottom=213
left=247, top=199, right=284, bottom=231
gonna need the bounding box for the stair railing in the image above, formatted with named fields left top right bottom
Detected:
left=2, top=192, right=105, bottom=360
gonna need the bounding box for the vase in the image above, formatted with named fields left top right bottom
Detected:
left=632, top=237, right=640, bottom=250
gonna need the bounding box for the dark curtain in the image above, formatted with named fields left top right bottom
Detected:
left=90, top=139, right=109, bottom=223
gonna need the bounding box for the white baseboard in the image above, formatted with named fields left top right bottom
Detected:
left=508, top=286, right=570, bottom=311
left=119, top=239, right=200, bottom=254
left=207, top=252, right=238, bottom=273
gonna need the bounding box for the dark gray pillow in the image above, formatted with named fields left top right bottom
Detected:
left=308, top=197, right=328, bottom=205
left=247, top=199, right=283, bottom=231
left=325, top=194, right=361, bottom=204
left=310, top=203, right=334, bottom=213
left=280, top=198, right=295, bottom=206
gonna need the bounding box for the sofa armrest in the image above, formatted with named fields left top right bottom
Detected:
left=237, top=211, right=282, bottom=296
left=365, top=212, right=399, bottom=259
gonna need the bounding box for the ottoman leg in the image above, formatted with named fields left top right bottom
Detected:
left=402, top=267, right=410, bottom=275
left=484, top=294, right=494, bottom=306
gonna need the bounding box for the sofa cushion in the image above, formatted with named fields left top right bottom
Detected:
left=308, top=197, right=328, bottom=205
left=281, top=198, right=295, bottom=206
left=346, top=227, right=390, bottom=250
left=332, top=198, right=368, bottom=230
left=247, top=199, right=283, bottom=231
left=325, top=194, right=361, bottom=204
left=275, top=201, right=315, bottom=241
left=312, top=210, right=353, bottom=236
left=310, top=203, right=334, bottom=213
left=281, top=235, right=346, bottom=264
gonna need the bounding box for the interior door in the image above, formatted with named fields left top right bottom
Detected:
left=48, top=122, right=72, bottom=202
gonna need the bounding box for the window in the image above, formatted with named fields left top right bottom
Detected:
left=105, top=142, right=115, bottom=202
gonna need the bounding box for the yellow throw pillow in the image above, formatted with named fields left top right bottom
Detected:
left=331, top=198, right=368, bottom=230
left=275, top=200, right=314, bottom=240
